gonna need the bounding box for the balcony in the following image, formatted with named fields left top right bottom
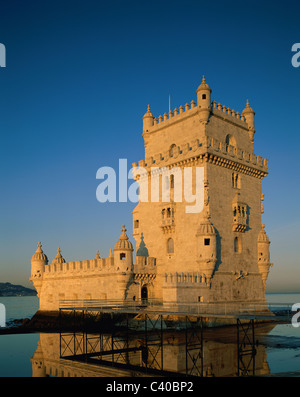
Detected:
left=232, top=214, right=247, bottom=232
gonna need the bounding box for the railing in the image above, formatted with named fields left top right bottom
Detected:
left=59, top=299, right=293, bottom=320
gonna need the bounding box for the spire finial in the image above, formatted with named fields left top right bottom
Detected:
left=95, top=250, right=100, bottom=259
left=202, top=75, right=206, bottom=83
left=35, top=241, right=43, bottom=253
left=136, top=232, right=149, bottom=257
left=119, top=224, right=128, bottom=241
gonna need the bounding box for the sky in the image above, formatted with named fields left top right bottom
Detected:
left=0, top=0, right=299, bottom=292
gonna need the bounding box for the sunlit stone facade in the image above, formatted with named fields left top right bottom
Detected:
left=30, top=77, right=273, bottom=312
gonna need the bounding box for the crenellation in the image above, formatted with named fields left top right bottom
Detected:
left=211, top=101, right=248, bottom=127
left=149, top=97, right=199, bottom=130
left=135, top=134, right=268, bottom=178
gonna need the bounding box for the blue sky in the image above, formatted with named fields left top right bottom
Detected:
left=0, top=0, right=299, bottom=292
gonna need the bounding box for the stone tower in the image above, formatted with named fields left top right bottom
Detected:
left=132, top=77, right=271, bottom=307
left=30, top=242, right=48, bottom=297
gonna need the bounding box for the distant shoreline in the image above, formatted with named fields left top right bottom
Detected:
left=0, top=282, right=37, bottom=297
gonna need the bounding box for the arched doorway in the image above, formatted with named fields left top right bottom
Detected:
left=141, top=285, right=148, bottom=303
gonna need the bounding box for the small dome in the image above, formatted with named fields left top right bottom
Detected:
left=196, top=75, right=211, bottom=93
left=114, top=225, right=133, bottom=251
left=31, top=242, right=48, bottom=264
left=258, top=224, right=270, bottom=243
left=51, top=247, right=66, bottom=265
left=242, top=99, right=255, bottom=114
left=142, top=104, right=154, bottom=119
left=196, top=212, right=216, bottom=236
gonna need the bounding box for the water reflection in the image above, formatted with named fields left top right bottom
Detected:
left=31, top=323, right=279, bottom=377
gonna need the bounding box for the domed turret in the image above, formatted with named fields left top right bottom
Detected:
left=136, top=233, right=149, bottom=258
left=196, top=76, right=212, bottom=124
left=51, top=247, right=66, bottom=266
left=242, top=99, right=255, bottom=143
left=114, top=224, right=133, bottom=271
left=257, top=224, right=273, bottom=288
left=196, top=212, right=218, bottom=286
left=142, top=105, right=154, bottom=133
left=30, top=242, right=48, bottom=279
left=30, top=341, right=46, bottom=377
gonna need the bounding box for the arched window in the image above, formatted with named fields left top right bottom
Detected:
left=234, top=237, right=242, bottom=253
left=232, top=172, right=240, bottom=188
left=141, top=285, right=148, bottom=302
left=167, top=238, right=174, bottom=254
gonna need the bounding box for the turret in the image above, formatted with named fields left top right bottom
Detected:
left=196, top=76, right=212, bottom=124
left=30, top=242, right=48, bottom=279
left=142, top=105, right=154, bottom=133
left=51, top=247, right=66, bottom=266
left=196, top=212, right=217, bottom=286
left=30, top=341, right=46, bottom=377
left=30, top=242, right=48, bottom=296
left=257, top=224, right=273, bottom=288
left=114, top=224, right=134, bottom=272
left=242, top=99, right=255, bottom=143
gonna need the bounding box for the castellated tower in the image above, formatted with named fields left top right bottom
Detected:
left=29, top=77, right=272, bottom=313
left=132, top=76, right=272, bottom=307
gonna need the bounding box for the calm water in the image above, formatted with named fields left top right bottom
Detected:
left=0, top=294, right=299, bottom=377
left=0, top=296, right=39, bottom=323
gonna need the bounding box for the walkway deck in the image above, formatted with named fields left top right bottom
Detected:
left=59, top=299, right=293, bottom=322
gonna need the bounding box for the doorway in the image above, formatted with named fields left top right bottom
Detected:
left=141, top=285, right=148, bottom=303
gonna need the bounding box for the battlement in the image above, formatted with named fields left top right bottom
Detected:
left=143, top=97, right=249, bottom=136
left=151, top=99, right=198, bottom=130
left=134, top=255, right=156, bottom=274
left=133, top=135, right=268, bottom=177
left=211, top=100, right=247, bottom=127
left=44, top=256, right=116, bottom=276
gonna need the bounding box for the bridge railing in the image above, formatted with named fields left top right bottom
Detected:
left=59, top=299, right=294, bottom=319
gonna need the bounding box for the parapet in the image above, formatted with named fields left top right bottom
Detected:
left=43, top=255, right=116, bottom=277
left=142, top=96, right=250, bottom=137
left=133, top=135, right=268, bottom=178
left=211, top=100, right=248, bottom=127
left=143, top=99, right=198, bottom=136
left=134, top=255, right=156, bottom=274
left=164, top=272, right=208, bottom=286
